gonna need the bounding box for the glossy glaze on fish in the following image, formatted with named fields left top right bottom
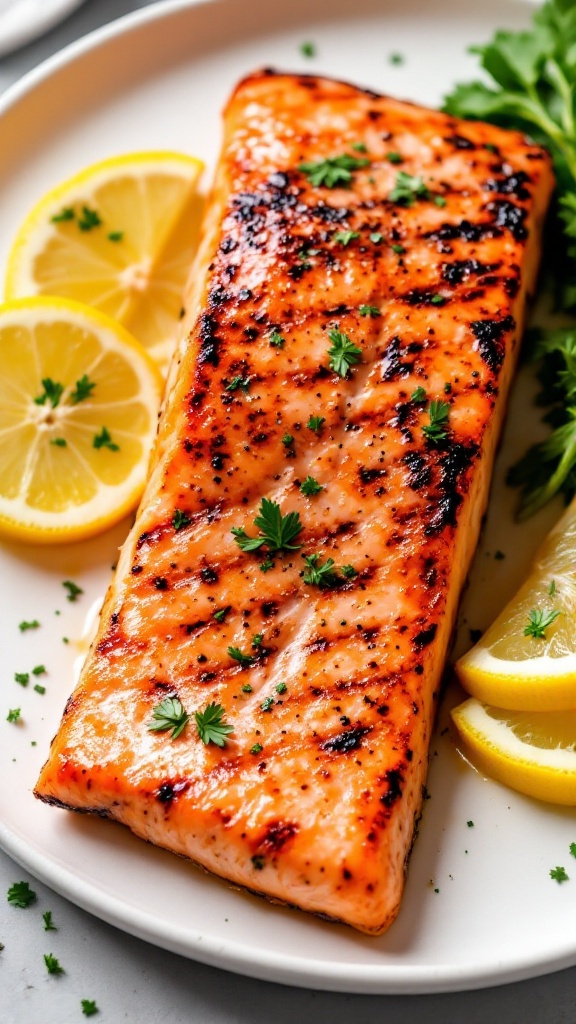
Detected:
left=35, top=72, right=554, bottom=935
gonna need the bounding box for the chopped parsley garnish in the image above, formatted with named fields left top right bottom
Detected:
left=213, top=606, right=231, bottom=623
left=195, top=702, right=233, bottom=746
left=434, top=196, right=447, bottom=207
left=389, top=52, right=404, bottom=65
left=333, top=230, right=360, bottom=246
left=34, top=684, right=46, bottom=695
left=70, top=374, right=96, bottom=403
left=261, top=696, right=274, bottom=711
left=34, top=378, right=64, bottom=408
left=43, top=910, right=57, bottom=931
left=172, top=509, right=191, bottom=531
left=570, top=842, right=576, bottom=858
left=523, top=608, right=561, bottom=639
left=225, top=375, right=251, bottom=393
left=282, top=433, right=294, bottom=447
left=300, top=475, right=323, bottom=496
left=467, top=820, right=474, bottom=828
left=388, top=171, right=430, bottom=206
left=77, top=206, right=101, bottom=231
left=108, top=231, right=124, bottom=242
left=359, top=304, right=381, bottom=317
left=241, top=683, right=253, bottom=693
left=93, top=426, right=119, bottom=451
left=352, top=142, right=368, bottom=153
left=81, top=1000, right=99, bottom=1017
left=228, top=646, right=254, bottom=668
left=411, top=386, right=427, bottom=403
left=19, top=619, right=39, bottom=632
left=63, top=580, right=83, bottom=602
left=391, top=243, right=405, bottom=254
left=302, top=554, right=342, bottom=589
left=14, top=672, right=29, bottom=686
left=431, top=293, right=445, bottom=305
left=259, top=558, right=275, bottom=573
left=231, top=497, right=303, bottom=554
left=327, top=329, right=362, bottom=377
left=50, top=437, right=67, bottom=447
left=300, top=41, right=316, bottom=57
left=422, top=399, right=450, bottom=444
left=7, top=881, right=36, bottom=907
left=251, top=633, right=263, bottom=648
left=44, top=953, right=64, bottom=975
left=550, top=865, right=569, bottom=883
left=307, top=415, right=325, bottom=433
left=276, top=682, right=287, bottom=694
left=32, top=664, right=46, bottom=675
left=549, top=579, right=556, bottom=596
left=147, top=696, right=189, bottom=739
left=51, top=207, right=74, bottom=223
left=7, top=708, right=21, bottom=723
left=250, top=742, right=263, bottom=755
left=269, top=331, right=285, bottom=348
left=369, top=232, right=385, bottom=244
left=341, top=564, right=358, bottom=579
left=299, top=153, right=370, bottom=189
left=386, top=151, right=403, bottom=164
left=444, top=382, right=452, bottom=394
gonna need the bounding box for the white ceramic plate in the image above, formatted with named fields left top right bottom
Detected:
left=1, top=0, right=575, bottom=996
left=0, top=0, right=86, bottom=58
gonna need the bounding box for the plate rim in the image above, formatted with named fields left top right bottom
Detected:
left=0, top=0, right=570, bottom=996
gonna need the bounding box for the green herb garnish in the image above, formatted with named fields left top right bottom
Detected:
left=550, top=865, right=569, bottom=882
left=63, top=580, right=83, bottom=602
left=70, top=374, right=96, bottom=403
left=307, top=415, right=325, bottom=433
left=231, top=497, right=302, bottom=553
left=228, top=646, right=254, bottom=668
left=213, top=606, right=231, bottom=623
left=43, top=910, right=57, bottom=931
left=50, top=437, right=67, bottom=447
left=250, top=743, right=263, bottom=755
left=32, top=665, right=46, bottom=676
left=269, top=331, right=285, bottom=348
left=108, top=231, right=124, bottom=242
left=333, top=230, right=360, bottom=246
left=388, top=171, right=430, bottom=205
left=7, top=881, right=36, bottom=907
left=51, top=207, right=74, bottom=223
left=81, top=1000, right=99, bottom=1017
left=299, top=154, right=370, bottom=189
left=327, top=329, right=362, bottom=377
left=225, top=375, right=250, bottom=393
left=19, top=620, right=39, bottom=632
left=282, top=433, right=294, bottom=447
left=422, top=399, right=450, bottom=444
left=93, top=427, right=119, bottom=451
left=172, top=509, right=191, bottom=531
left=14, top=672, right=29, bottom=686
left=195, top=702, right=233, bottom=746
left=7, top=708, right=21, bottom=723
left=300, top=476, right=323, bottom=496
left=275, top=682, right=287, bottom=694
left=386, top=151, right=404, bottom=164
left=147, top=696, right=189, bottom=739
left=523, top=607, right=561, bottom=639
left=411, top=386, right=427, bottom=403
left=302, top=554, right=341, bottom=589
left=34, top=378, right=64, bottom=408
left=44, top=953, right=64, bottom=975
left=359, top=304, right=381, bottom=317
left=77, top=206, right=101, bottom=231
left=300, top=41, right=316, bottom=57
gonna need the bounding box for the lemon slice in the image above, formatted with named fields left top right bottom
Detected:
left=5, top=152, right=204, bottom=374
left=0, top=297, right=162, bottom=544
left=451, top=698, right=576, bottom=805
left=456, top=498, right=576, bottom=711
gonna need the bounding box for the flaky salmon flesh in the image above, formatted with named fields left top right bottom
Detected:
left=35, top=72, right=554, bottom=935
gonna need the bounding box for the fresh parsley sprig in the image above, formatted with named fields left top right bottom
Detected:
left=302, top=554, right=357, bottom=588
left=327, top=329, right=362, bottom=377
left=422, top=399, right=450, bottom=444
left=147, top=696, right=190, bottom=739
left=299, top=153, right=370, bottom=188
left=231, top=497, right=303, bottom=553
left=523, top=607, right=561, bottom=639
left=195, top=702, right=233, bottom=746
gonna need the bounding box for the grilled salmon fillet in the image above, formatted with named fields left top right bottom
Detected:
left=35, top=72, right=554, bottom=935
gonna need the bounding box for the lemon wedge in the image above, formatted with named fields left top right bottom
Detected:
left=4, top=151, right=204, bottom=374
left=0, top=297, right=162, bottom=544
left=455, top=498, right=576, bottom=711
left=451, top=698, right=576, bottom=805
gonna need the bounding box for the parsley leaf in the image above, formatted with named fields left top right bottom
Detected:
left=227, top=646, right=254, bottom=668
left=51, top=207, right=74, bottom=223
left=7, top=881, right=37, bottom=908
left=301, top=554, right=355, bottom=589
left=550, top=865, right=569, bottom=883
left=411, top=386, right=427, bottom=403
left=70, top=374, right=96, bottom=403
left=333, top=230, right=360, bottom=246
left=43, top=910, right=57, bottom=931
left=81, top=1000, right=99, bottom=1017
left=359, top=304, right=381, bottom=317
left=299, top=153, right=370, bottom=189
left=195, top=702, right=233, bottom=746
left=225, top=375, right=251, bottom=393
left=269, top=330, right=285, bottom=348
left=422, top=399, right=450, bottom=444
left=93, top=426, right=119, bottom=451
left=34, top=378, right=64, bottom=408
left=300, top=41, right=316, bottom=58
left=570, top=842, right=576, bottom=858
left=327, top=329, right=362, bottom=377
left=50, top=437, right=67, bottom=447
left=63, top=580, right=83, bottom=602
left=19, top=619, right=39, bottom=632
left=7, top=708, right=21, bottom=723
left=300, top=475, right=323, bottom=496
left=213, top=605, right=231, bottom=623
left=44, top=953, right=64, bottom=975
left=523, top=607, right=561, bottom=638
left=307, top=415, right=325, bottom=433
left=388, top=171, right=430, bottom=205
left=172, top=509, right=191, bottom=531
left=77, top=206, right=101, bottom=231
left=231, top=497, right=303, bottom=553
left=14, top=672, right=29, bottom=686
left=147, top=696, right=189, bottom=739
left=386, top=151, right=404, bottom=164
left=250, top=742, right=263, bottom=754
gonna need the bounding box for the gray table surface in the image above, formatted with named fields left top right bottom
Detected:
left=1, top=2, right=576, bottom=1021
